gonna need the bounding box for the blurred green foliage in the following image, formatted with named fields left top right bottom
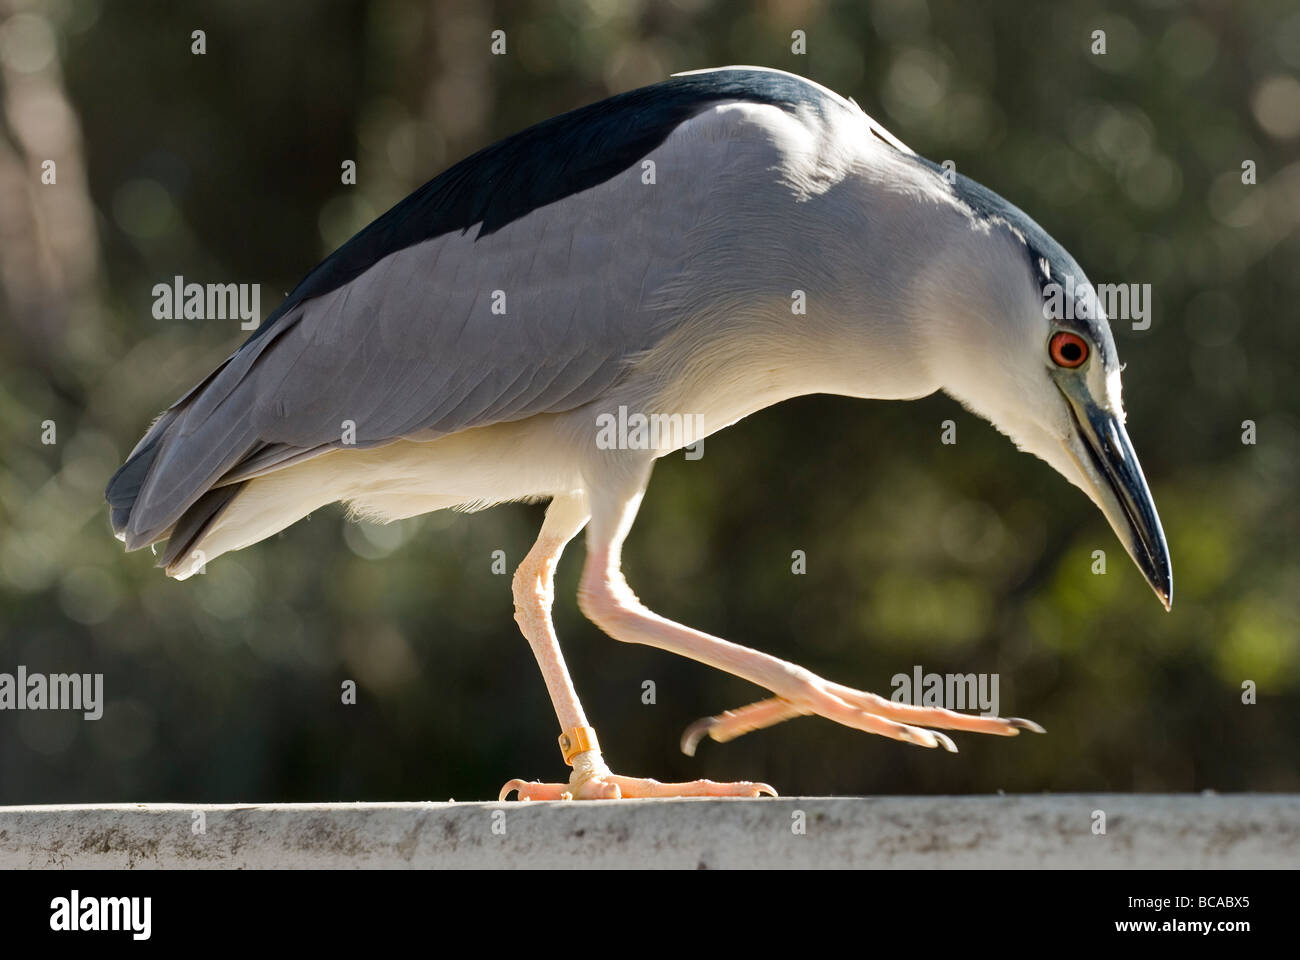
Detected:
left=0, top=0, right=1297, bottom=801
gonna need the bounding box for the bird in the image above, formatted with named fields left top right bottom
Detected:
left=106, top=66, right=1171, bottom=800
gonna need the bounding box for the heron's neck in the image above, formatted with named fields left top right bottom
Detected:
left=636, top=152, right=1001, bottom=425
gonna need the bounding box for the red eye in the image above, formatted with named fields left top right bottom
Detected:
left=1049, top=331, right=1089, bottom=368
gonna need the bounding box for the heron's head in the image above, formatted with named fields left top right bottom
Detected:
left=917, top=171, right=1172, bottom=610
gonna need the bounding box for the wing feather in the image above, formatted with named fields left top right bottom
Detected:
left=107, top=67, right=878, bottom=549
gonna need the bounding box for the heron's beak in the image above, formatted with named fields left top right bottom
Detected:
left=1062, top=394, right=1173, bottom=610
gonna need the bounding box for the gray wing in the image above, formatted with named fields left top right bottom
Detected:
left=112, top=121, right=726, bottom=549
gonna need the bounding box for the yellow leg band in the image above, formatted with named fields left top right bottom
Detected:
left=558, top=725, right=600, bottom=765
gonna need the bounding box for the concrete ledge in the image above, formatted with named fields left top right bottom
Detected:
left=1, top=795, right=1296, bottom=869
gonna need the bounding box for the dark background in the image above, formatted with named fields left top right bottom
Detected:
left=1, top=0, right=1297, bottom=802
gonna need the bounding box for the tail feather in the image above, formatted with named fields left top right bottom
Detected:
left=160, top=483, right=247, bottom=576
left=105, top=413, right=176, bottom=540
left=126, top=410, right=261, bottom=546
left=105, top=308, right=307, bottom=554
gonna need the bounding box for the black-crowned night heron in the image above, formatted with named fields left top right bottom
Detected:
left=106, top=67, right=1171, bottom=800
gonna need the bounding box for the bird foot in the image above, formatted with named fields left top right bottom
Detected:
left=683, top=681, right=1046, bottom=755
left=498, top=747, right=776, bottom=800
left=499, top=773, right=777, bottom=801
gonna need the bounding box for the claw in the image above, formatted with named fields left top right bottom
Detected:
left=499, top=779, right=524, bottom=801
left=680, top=716, right=716, bottom=757
left=899, top=725, right=939, bottom=748
left=1008, top=717, right=1046, bottom=734
left=934, top=731, right=959, bottom=753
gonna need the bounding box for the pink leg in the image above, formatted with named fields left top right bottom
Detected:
left=682, top=691, right=1044, bottom=755
left=577, top=474, right=1044, bottom=755
left=500, top=493, right=777, bottom=801
left=510, top=494, right=592, bottom=736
